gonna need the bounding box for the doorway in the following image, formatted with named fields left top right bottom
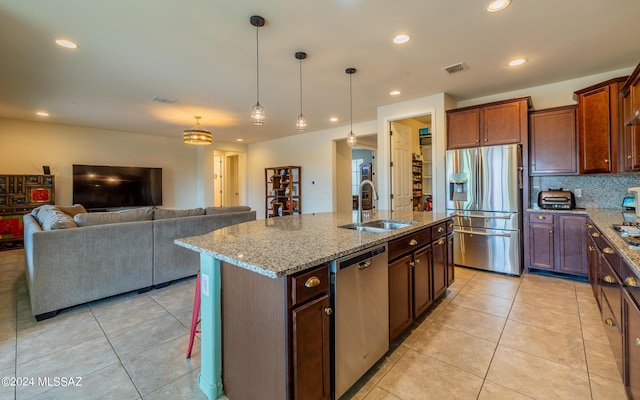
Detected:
left=389, top=114, right=433, bottom=212
left=213, top=151, right=240, bottom=207
left=335, top=134, right=378, bottom=214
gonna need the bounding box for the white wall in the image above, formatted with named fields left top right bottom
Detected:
left=247, top=120, right=377, bottom=219
left=0, top=118, right=246, bottom=208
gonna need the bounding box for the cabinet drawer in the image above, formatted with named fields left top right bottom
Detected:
left=290, top=264, right=328, bottom=307
left=432, top=222, right=447, bottom=239
left=528, top=213, right=553, bottom=224
left=602, top=295, right=624, bottom=379
left=621, top=260, right=640, bottom=306
left=446, top=219, right=454, bottom=234
left=388, top=229, right=431, bottom=261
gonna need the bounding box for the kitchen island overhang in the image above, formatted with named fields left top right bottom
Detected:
left=174, top=210, right=451, bottom=400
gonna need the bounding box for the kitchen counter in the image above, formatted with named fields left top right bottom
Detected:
left=527, top=207, right=640, bottom=277
left=174, top=210, right=452, bottom=400
left=175, top=209, right=450, bottom=278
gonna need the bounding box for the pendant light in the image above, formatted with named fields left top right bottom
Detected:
left=250, top=15, right=265, bottom=125
left=183, top=116, right=212, bottom=145
left=346, top=68, right=357, bottom=147
left=295, top=51, right=307, bottom=132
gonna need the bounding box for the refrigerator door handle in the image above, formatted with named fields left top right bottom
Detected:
left=518, top=166, right=524, bottom=189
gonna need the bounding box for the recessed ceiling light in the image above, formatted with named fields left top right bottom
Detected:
left=508, top=58, right=527, bottom=67
left=487, top=0, right=511, bottom=12
left=390, top=90, right=401, bottom=96
left=236, top=138, right=243, bottom=142
left=330, top=117, right=338, bottom=122
left=393, top=34, right=410, bottom=44
left=55, top=39, right=78, bottom=49
left=36, top=111, right=49, bottom=117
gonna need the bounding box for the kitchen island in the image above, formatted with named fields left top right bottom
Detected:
left=175, top=210, right=452, bottom=400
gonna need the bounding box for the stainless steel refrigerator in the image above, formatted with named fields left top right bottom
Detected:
left=445, top=144, right=523, bottom=276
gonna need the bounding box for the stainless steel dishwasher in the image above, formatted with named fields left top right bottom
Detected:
left=330, top=243, right=389, bottom=399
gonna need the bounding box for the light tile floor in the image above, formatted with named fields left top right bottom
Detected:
left=0, top=249, right=629, bottom=400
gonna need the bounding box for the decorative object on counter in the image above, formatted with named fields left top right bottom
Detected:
left=250, top=15, right=266, bottom=125
left=295, top=51, right=307, bottom=132
left=629, top=187, right=640, bottom=217
left=345, top=67, right=357, bottom=146
left=183, top=116, right=212, bottom=145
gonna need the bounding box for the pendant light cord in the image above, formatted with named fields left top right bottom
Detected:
left=255, top=25, right=260, bottom=105
left=299, top=59, right=303, bottom=114
left=349, top=73, right=353, bottom=132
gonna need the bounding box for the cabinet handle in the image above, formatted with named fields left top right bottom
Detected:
left=438, top=239, right=445, bottom=245
left=448, top=222, right=454, bottom=229
left=414, top=258, right=421, bottom=264
left=324, top=307, right=333, bottom=316
left=586, top=224, right=593, bottom=228
left=625, top=277, right=639, bottom=287
left=549, top=230, right=553, bottom=234
left=537, top=215, right=546, bottom=220
left=629, top=155, right=634, bottom=160
left=437, top=227, right=444, bottom=233
left=304, top=276, right=320, bottom=288
left=588, top=246, right=595, bottom=251
left=603, top=247, right=615, bottom=254
left=591, top=232, right=600, bottom=237
left=409, top=239, right=418, bottom=246
left=484, top=138, right=488, bottom=142
left=605, top=318, right=615, bottom=327
left=604, top=159, right=609, bottom=163
left=603, top=275, right=615, bottom=284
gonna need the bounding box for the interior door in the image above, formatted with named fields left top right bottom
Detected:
left=391, top=122, right=413, bottom=211
left=225, top=154, right=240, bottom=206
left=214, top=154, right=223, bottom=207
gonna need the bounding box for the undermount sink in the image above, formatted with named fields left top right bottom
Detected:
left=339, top=219, right=416, bottom=233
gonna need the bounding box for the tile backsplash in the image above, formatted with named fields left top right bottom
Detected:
left=531, top=174, right=640, bottom=209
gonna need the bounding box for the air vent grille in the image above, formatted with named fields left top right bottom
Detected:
left=151, top=95, right=177, bottom=104
left=442, top=62, right=469, bottom=75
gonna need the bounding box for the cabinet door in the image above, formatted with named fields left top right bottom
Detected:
left=482, top=101, right=523, bottom=146
left=624, top=291, right=640, bottom=400
left=292, top=294, right=331, bottom=400
left=587, top=229, right=601, bottom=308
left=389, top=254, right=413, bottom=341
left=529, top=106, right=578, bottom=175
left=432, top=238, right=448, bottom=300
left=412, top=246, right=432, bottom=318
left=447, top=108, right=481, bottom=149
left=577, top=86, right=613, bottom=173
left=623, top=92, right=640, bottom=171
left=447, top=233, right=455, bottom=286
left=529, top=224, right=555, bottom=270
left=557, top=215, right=588, bottom=276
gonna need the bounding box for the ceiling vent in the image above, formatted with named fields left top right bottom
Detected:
left=151, top=95, right=177, bottom=104
left=442, top=62, right=469, bottom=75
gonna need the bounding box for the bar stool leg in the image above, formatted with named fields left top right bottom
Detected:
left=186, top=273, right=201, bottom=358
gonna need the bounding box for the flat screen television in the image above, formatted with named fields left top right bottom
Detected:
left=72, top=164, right=162, bottom=210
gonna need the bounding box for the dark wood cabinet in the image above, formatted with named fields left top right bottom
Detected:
left=622, top=87, right=640, bottom=171
left=389, top=254, right=414, bottom=341
left=292, top=294, right=331, bottom=400
left=587, top=223, right=601, bottom=309
left=624, top=290, right=640, bottom=400
left=220, top=262, right=330, bottom=400
left=529, top=106, right=578, bottom=175
left=447, top=97, right=531, bottom=149
left=388, top=219, right=454, bottom=342
left=526, top=212, right=587, bottom=276
left=574, top=77, right=627, bottom=174
left=412, top=246, right=432, bottom=318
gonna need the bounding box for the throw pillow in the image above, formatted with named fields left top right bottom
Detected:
left=35, top=205, right=78, bottom=230
left=153, top=208, right=205, bottom=220
left=73, top=207, right=154, bottom=227
left=55, top=204, right=87, bottom=217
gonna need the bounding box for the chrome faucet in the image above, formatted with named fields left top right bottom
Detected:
left=358, top=179, right=379, bottom=225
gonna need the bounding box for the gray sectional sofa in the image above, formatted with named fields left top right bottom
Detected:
left=23, top=205, right=256, bottom=320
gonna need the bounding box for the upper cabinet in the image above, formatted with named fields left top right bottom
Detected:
left=447, top=97, right=532, bottom=149
left=529, top=105, right=578, bottom=176
left=574, top=77, right=627, bottom=174
left=621, top=63, right=640, bottom=171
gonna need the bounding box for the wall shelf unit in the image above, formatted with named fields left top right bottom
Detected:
left=265, top=166, right=301, bottom=218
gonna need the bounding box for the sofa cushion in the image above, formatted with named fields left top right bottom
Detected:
left=74, top=207, right=154, bottom=227
left=35, top=205, right=78, bottom=230
left=153, top=208, right=205, bottom=220
left=205, top=206, right=251, bottom=215
left=55, top=204, right=87, bottom=217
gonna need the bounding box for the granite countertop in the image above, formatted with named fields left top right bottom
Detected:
left=175, top=210, right=451, bottom=279
left=528, top=207, right=640, bottom=277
